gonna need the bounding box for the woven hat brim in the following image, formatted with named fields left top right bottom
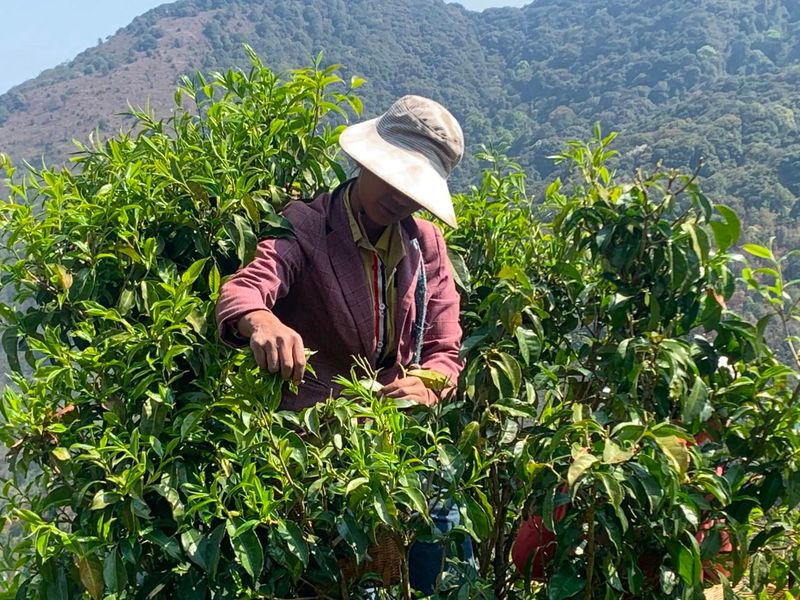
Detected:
left=339, top=118, right=457, bottom=228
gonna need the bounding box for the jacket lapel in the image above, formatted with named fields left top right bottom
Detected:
left=325, top=191, right=375, bottom=361
left=395, top=219, right=422, bottom=364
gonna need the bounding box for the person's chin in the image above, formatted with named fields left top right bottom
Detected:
left=375, top=210, right=401, bottom=225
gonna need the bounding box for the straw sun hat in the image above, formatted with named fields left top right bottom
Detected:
left=338, top=95, right=464, bottom=228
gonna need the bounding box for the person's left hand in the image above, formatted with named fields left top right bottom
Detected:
left=380, top=376, right=438, bottom=406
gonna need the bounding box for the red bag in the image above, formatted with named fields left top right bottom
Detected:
left=511, top=501, right=568, bottom=580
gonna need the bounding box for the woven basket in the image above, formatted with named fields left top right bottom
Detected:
left=339, top=527, right=403, bottom=587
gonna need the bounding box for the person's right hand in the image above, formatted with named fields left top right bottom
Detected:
left=236, top=310, right=306, bottom=385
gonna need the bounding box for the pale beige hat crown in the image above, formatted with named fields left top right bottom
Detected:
left=338, top=95, right=464, bottom=227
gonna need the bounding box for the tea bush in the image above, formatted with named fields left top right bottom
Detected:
left=1, top=51, right=799, bottom=600
left=0, top=49, right=459, bottom=599
left=445, top=137, right=800, bottom=598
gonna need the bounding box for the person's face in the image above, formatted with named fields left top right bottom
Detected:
left=356, top=169, right=421, bottom=226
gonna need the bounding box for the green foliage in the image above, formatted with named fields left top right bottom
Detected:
left=0, top=53, right=450, bottom=599
left=1, top=55, right=800, bottom=600
left=445, top=129, right=800, bottom=598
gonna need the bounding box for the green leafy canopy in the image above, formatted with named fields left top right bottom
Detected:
left=1, top=50, right=799, bottom=600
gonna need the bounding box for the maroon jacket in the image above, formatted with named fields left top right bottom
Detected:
left=215, top=187, right=464, bottom=410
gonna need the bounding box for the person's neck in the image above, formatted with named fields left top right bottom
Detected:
left=349, top=178, right=385, bottom=245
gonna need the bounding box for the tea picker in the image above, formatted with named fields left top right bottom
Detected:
left=216, top=95, right=473, bottom=593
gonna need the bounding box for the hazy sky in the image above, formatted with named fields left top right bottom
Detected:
left=1, top=0, right=530, bottom=95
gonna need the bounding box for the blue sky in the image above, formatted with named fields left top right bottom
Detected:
left=3, top=1, right=168, bottom=94
left=1, top=0, right=528, bottom=95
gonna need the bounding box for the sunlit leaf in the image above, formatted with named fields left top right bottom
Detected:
left=568, top=453, right=598, bottom=487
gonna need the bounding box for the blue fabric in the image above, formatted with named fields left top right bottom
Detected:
left=408, top=501, right=475, bottom=595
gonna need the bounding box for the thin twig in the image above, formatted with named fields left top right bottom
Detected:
left=583, top=495, right=597, bottom=600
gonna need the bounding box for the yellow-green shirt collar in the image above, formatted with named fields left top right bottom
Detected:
left=342, top=182, right=406, bottom=272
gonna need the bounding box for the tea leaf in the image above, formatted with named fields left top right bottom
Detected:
left=568, top=453, right=598, bottom=487
left=682, top=377, right=709, bottom=424
left=103, top=548, right=128, bottom=592
left=345, top=477, right=369, bottom=496
left=181, top=529, right=207, bottom=571
left=742, top=244, right=773, bottom=261
left=90, top=491, right=120, bottom=510
left=181, top=258, right=208, bottom=286
left=227, top=520, right=264, bottom=581
left=514, top=326, right=542, bottom=366
left=461, top=494, right=491, bottom=541
left=602, top=440, right=633, bottom=464
left=76, top=554, right=104, bottom=600
left=653, top=434, right=691, bottom=479
left=277, top=520, right=309, bottom=567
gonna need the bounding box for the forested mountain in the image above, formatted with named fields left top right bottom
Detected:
left=1, top=0, right=799, bottom=250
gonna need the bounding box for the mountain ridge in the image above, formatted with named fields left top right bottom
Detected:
left=1, top=0, right=799, bottom=250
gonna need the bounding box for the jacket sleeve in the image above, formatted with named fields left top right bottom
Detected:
left=418, top=225, right=464, bottom=387
left=215, top=204, right=308, bottom=347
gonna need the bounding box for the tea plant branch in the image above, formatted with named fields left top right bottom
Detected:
left=429, top=530, right=448, bottom=598
left=500, top=486, right=521, bottom=597
left=633, top=206, right=652, bottom=284
left=401, top=546, right=412, bottom=600
left=668, top=161, right=705, bottom=228
left=263, top=421, right=305, bottom=516
left=478, top=463, right=500, bottom=577
left=583, top=486, right=597, bottom=600
left=777, top=309, right=800, bottom=369
left=491, top=465, right=513, bottom=598
left=668, top=159, right=704, bottom=199
left=790, top=381, right=800, bottom=408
